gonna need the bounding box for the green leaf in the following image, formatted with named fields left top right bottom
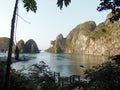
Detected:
left=23, top=0, right=37, bottom=13
left=57, top=0, right=71, bottom=10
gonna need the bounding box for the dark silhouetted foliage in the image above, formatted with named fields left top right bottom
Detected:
left=85, top=61, right=120, bottom=90
left=57, top=0, right=71, bottom=9
left=23, top=0, right=37, bottom=13
left=28, top=61, right=57, bottom=90
left=97, top=0, right=120, bottom=22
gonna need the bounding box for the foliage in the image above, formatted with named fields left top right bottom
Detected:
left=0, top=61, right=84, bottom=90
left=0, top=61, right=36, bottom=90
left=109, top=54, right=120, bottom=64
left=97, top=0, right=120, bottom=22
left=28, top=61, right=58, bottom=90
left=0, top=62, right=6, bottom=89
left=23, top=0, right=37, bottom=12
left=85, top=61, right=120, bottom=90
left=89, top=23, right=108, bottom=40
left=0, top=61, right=57, bottom=90
left=65, top=21, right=96, bottom=47
left=3, top=60, right=120, bottom=90
left=9, top=69, right=36, bottom=90
left=68, top=21, right=96, bottom=36
left=57, top=0, right=71, bottom=9
left=22, top=0, right=71, bottom=12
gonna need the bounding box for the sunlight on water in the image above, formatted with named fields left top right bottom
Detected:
left=11, top=52, right=109, bottom=78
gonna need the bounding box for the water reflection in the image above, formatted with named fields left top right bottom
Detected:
left=12, top=52, right=108, bottom=78
left=65, top=54, right=108, bottom=77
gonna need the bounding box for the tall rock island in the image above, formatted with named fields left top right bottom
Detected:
left=16, top=39, right=40, bottom=53
left=47, top=13, right=120, bottom=56
left=0, top=38, right=40, bottom=53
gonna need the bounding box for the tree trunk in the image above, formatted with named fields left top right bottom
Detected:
left=4, top=0, right=19, bottom=90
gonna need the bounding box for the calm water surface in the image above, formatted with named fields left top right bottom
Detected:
left=11, top=51, right=108, bottom=78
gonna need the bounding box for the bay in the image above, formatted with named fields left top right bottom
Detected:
left=11, top=51, right=108, bottom=78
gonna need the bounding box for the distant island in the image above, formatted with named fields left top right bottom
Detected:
left=0, top=37, right=40, bottom=53
left=46, top=13, right=120, bottom=56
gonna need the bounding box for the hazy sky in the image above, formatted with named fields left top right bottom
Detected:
left=0, top=0, right=110, bottom=50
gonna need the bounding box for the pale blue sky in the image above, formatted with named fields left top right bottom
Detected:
left=0, top=0, right=110, bottom=50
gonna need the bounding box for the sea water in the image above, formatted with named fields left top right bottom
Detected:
left=11, top=51, right=108, bottom=78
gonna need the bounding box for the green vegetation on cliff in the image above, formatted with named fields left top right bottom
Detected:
left=89, top=23, right=108, bottom=40
left=65, top=21, right=96, bottom=48
left=0, top=37, right=39, bottom=53
left=47, top=14, right=120, bottom=55
left=46, top=34, right=66, bottom=53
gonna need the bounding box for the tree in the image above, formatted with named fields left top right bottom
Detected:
left=4, top=1, right=19, bottom=90
left=97, top=0, right=120, bottom=22
left=28, top=61, right=57, bottom=90
left=85, top=61, right=120, bottom=90
left=14, top=46, right=19, bottom=60
left=4, top=0, right=71, bottom=90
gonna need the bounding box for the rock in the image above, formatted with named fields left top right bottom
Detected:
left=24, top=39, right=40, bottom=53
left=16, top=40, right=25, bottom=53
left=0, top=37, right=39, bottom=53
left=47, top=13, right=120, bottom=56
left=55, top=34, right=66, bottom=53
left=46, top=34, right=66, bottom=53
left=16, top=39, right=39, bottom=53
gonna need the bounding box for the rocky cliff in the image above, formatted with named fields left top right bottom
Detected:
left=46, top=34, right=65, bottom=53
left=47, top=13, right=120, bottom=56
left=16, top=40, right=25, bottom=53
left=16, top=39, right=40, bottom=53
left=0, top=37, right=39, bottom=53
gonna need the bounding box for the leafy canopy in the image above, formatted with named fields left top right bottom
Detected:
left=97, top=0, right=120, bottom=22
left=23, top=0, right=120, bottom=22
left=23, top=0, right=37, bottom=13
left=57, top=0, right=71, bottom=9
left=22, top=0, right=71, bottom=13
left=85, top=61, right=120, bottom=90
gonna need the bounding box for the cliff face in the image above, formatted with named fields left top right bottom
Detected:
left=24, top=39, right=40, bottom=53
left=17, top=39, right=40, bottom=53
left=55, top=34, right=66, bottom=53
left=47, top=15, right=120, bottom=56
left=16, top=40, right=25, bottom=53
left=47, top=34, right=66, bottom=53
left=0, top=38, right=39, bottom=53
left=65, top=21, right=96, bottom=54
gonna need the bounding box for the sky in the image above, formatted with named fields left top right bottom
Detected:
left=0, top=0, right=110, bottom=50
